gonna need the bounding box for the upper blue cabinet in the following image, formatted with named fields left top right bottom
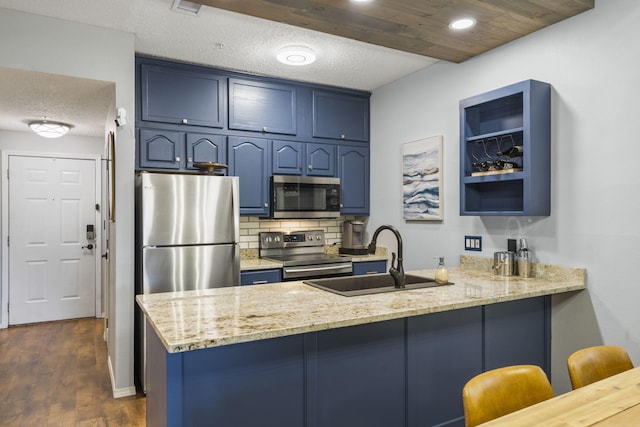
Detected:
left=229, top=78, right=297, bottom=136
left=459, top=80, right=551, bottom=216
left=312, top=90, right=370, bottom=142
left=272, top=140, right=335, bottom=177
left=140, top=63, right=225, bottom=128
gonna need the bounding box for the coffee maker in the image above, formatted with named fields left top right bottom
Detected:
left=340, top=220, right=369, bottom=255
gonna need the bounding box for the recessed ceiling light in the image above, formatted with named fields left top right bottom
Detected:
left=277, top=45, right=316, bottom=66
left=449, top=17, right=476, bottom=30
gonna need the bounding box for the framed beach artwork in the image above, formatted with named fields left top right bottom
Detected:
left=402, top=135, right=443, bottom=220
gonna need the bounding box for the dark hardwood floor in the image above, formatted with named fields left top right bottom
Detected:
left=0, top=318, right=145, bottom=426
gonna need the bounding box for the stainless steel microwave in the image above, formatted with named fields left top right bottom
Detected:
left=271, top=175, right=341, bottom=218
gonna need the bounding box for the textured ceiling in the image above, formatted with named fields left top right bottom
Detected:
left=0, top=0, right=593, bottom=138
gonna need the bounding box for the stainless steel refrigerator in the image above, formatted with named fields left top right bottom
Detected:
left=135, top=171, right=240, bottom=391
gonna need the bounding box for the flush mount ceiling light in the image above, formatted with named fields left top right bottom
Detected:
left=449, top=17, right=477, bottom=30
left=171, top=0, right=202, bottom=15
left=277, top=45, right=316, bottom=66
left=28, top=118, right=72, bottom=138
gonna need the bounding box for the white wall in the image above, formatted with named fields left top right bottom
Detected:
left=0, top=9, right=136, bottom=396
left=370, top=0, right=639, bottom=393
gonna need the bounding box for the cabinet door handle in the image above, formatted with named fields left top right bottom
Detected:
left=340, top=134, right=346, bottom=139
left=176, top=156, right=181, bottom=162
left=264, top=202, right=269, bottom=208
left=262, top=127, right=267, bottom=132
left=308, top=165, right=313, bottom=170
left=252, top=280, right=268, bottom=285
left=182, top=118, right=188, bottom=124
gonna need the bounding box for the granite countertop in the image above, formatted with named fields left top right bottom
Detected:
left=137, top=256, right=586, bottom=353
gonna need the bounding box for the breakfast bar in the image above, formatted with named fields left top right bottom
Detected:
left=137, top=261, right=585, bottom=427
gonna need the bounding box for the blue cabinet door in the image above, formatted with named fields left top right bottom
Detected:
left=306, top=320, right=406, bottom=427
left=313, top=90, right=370, bottom=142
left=140, top=63, right=225, bottom=128
left=484, top=296, right=551, bottom=374
left=228, top=137, right=270, bottom=216
left=138, top=129, right=184, bottom=169
left=241, top=269, right=282, bottom=285
left=352, top=260, right=386, bottom=275
left=185, top=133, right=226, bottom=171
left=407, top=307, right=483, bottom=427
left=338, top=145, right=370, bottom=215
left=272, top=140, right=304, bottom=175
left=178, top=334, right=305, bottom=427
left=272, top=141, right=335, bottom=177
left=229, top=78, right=297, bottom=135
left=306, top=143, right=336, bottom=176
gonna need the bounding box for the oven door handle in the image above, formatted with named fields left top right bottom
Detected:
left=284, top=263, right=353, bottom=274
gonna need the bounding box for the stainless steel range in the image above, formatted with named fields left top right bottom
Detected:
left=259, top=230, right=352, bottom=280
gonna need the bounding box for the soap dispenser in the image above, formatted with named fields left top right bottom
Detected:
left=434, top=257, right=449, bottom=284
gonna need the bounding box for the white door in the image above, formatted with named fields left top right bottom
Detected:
left=9, top=155, right=97, bottom=325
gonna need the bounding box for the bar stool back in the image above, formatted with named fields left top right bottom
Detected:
left=462, top=364, right=554, bottom=427
left=567, top=345, right=633, bottom=389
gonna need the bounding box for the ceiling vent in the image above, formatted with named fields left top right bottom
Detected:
left=171, top=0, right=202, bottom=16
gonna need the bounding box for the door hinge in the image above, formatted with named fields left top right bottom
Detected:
left=6, top=236, right=8, bottom=247
left=6, top=169, right=9, bottom=180
left=95, top=203, right=100, bottom=212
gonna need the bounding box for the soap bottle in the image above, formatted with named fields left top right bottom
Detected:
left=434, top=257, right=448, bottom=284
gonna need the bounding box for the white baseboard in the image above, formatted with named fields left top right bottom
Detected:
left=108, top=355, right=137, bottom=398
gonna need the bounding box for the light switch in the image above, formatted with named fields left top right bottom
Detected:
left=465, top=235, right=482, bottom=251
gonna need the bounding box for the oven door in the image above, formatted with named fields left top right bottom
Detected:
left=282, top=262, right=353, bottom=280
left=271, top=175, right=341, bottom=219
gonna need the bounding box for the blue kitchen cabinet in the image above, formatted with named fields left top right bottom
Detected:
left=229, top=78, right=297, bottom=135
left=312, top=90, right=370, bottom=142
left=338, top=145, right=370, bottom=215
left=240, top=269, right=282, bottom=286
left=484, top=296, right=551, bottom=373
left=185, top=132, right=227, bottom=171
left=306, top=319, right=406, bottom=427
left=139, top=63, right=225, bottom=128
left=147, top=327, right=305, bottom=427
left=272, top=140, right=335, bottom=177
left=352, top=260, right=386, bottom=275
left=147, top=296, right=551, bottom=427
left=228, top=136, right=271, bottom=216
left=138, top=129, right=184, bottom=170
left=460, top=80, right=550, bottom=216
left=407, top=307, right=483, bottom=427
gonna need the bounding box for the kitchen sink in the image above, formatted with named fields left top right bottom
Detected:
left=304, top=273, right=453, bottom=297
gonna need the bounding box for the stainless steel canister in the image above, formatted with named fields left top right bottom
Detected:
left=518, top=249, right=531, bottom=278
left=492, top=251, right=516, bottom=276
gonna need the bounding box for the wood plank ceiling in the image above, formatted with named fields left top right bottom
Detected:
left=194, top=0, right=594, bottom=63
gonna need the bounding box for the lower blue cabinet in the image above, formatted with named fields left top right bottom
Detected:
left=240, top=269, right=282, bottom=286
left=352, top=260, right=386, bottom=276
left=148, top=296, right=550, bottom=427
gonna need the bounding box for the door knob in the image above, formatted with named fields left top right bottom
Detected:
left=82, top=244, right=94, bottom=250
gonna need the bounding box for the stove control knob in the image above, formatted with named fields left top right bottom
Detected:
left=308, top=235, right=314, bottom=240
left=316, top=234, right=322, bottom=241
left=274, top=236, right=281, bottom=242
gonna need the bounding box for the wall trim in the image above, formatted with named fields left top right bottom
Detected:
left=108, top=355, right=137, bottom=398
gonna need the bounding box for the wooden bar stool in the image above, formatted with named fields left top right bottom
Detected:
left=567, top=345, right=633, bottom=389
left=462, top=365, right=554, bottom=427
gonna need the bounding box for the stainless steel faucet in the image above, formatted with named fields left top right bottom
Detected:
left=367, top=225, right=405, bottom=288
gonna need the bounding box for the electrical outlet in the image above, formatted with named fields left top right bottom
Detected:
left=464, top=235, right=482, bottom=251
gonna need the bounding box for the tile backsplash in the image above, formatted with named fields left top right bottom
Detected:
left=239, top=216, right=366, bottom=249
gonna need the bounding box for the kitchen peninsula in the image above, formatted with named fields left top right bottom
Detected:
left=137, top=258, right=585, bottom=427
